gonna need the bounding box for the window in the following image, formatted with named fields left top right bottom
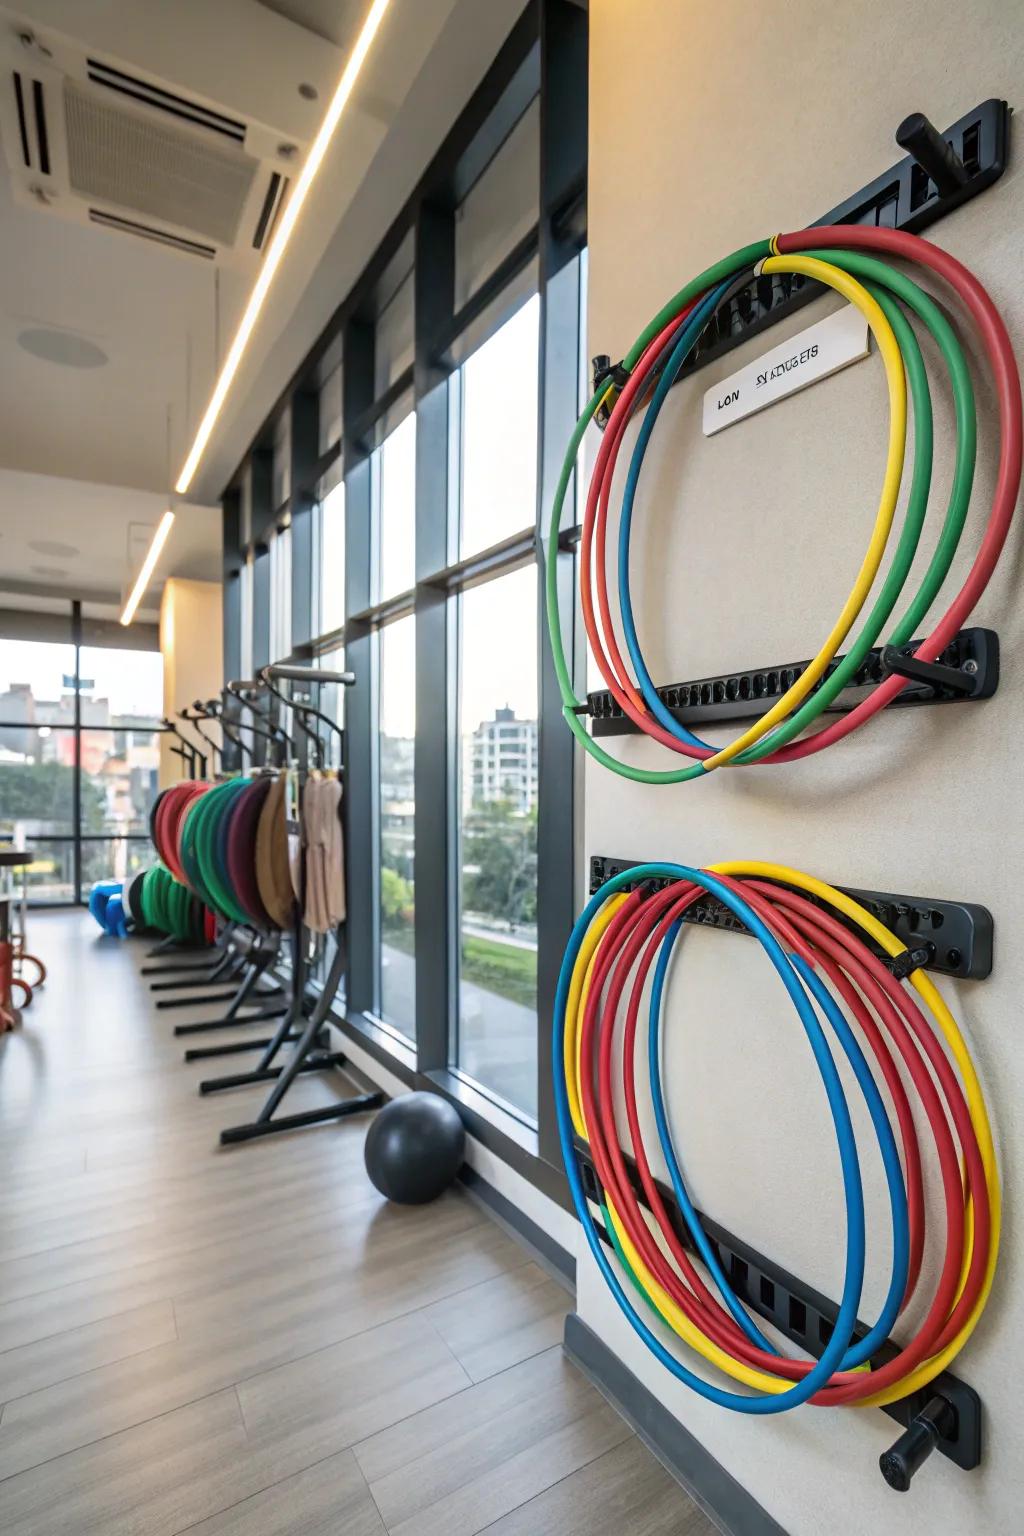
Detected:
left=459, top=295, right=540, bottom=557
left=0, top=728, right=77, bottom=839
left=0, top=633, right=162, bottom=903
left=268, top=525, right=292, bottom=662
left=216, top=4, right=588, bottom=1180
left=378, top=615, right=415, bottom=1036
left=272, top=411, right=291, bottom=508
left=375, top=413, right=416, bottom=601
left=0, top=636, right=76, bottom=714
left=77, top=646, right=163, bottom=726
left=318, top=361, right=343, bottom=455
left=78, top=645, right=163, bottom=837
left=318, top=481, right=346, bottom=636
left=454, top=100, right=539, bottom=309
left=316, top=643, right=347, bottom=733
left=455, top=565, right=538, bottom=1116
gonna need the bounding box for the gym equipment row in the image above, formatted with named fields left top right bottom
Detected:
left=546, top=103, right=1019, bottom=1490
left=149, top=664, right=381, bottom=1144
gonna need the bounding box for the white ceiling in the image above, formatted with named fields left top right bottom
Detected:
left=257, top=0, right=370, bottom=49
left=0, top=467, right=221, bottom=619
left=0, top=0, right=527, bottom=605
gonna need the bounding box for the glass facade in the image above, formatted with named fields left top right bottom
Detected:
left=0, top=633, right=162, bottom=903
left=377, top=615, right=416, bottom=1035
left=376, top=413, right=416, bottom=602
left=455, top=565, right=538, bottom=1114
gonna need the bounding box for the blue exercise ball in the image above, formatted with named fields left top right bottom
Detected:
left=364, top=1092, right=466, bottom=1204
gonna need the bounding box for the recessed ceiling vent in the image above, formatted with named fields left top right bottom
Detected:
left=65, top=79, right=258, bottom=246
left=1, top=28, right=306, bottom=268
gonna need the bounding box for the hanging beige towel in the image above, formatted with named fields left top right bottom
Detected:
left=303, top=775, right=345, bottom=933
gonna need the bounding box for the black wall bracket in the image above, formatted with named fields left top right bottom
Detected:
left=583, top=627, right=999, bottom=738
left=592, top=99, right=1010, bottom=401
left=573, top=1136, right=982, bottom=1486
left=588, top=855, right=993, bottom=982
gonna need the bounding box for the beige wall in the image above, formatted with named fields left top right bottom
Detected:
left=159, top=578, right=223, bottom=786
left=582, top=3, right=1023, bottom=1532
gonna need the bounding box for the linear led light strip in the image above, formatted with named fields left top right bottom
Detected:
left=174, top=0, right=392, bottom=497
left=120, top=509, right=175, bottom=625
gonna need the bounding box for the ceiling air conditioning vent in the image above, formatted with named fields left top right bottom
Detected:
left=11, top=70, right=51, bottom=172
left=64, top=78, right=257, bottom=246
left=85, top=58, right=246, bottom=144
left=88, top=207, right=216, bottom=260
left=252, top=170, right=289, bottom=251
left=0, top=24, right=319, bottom=270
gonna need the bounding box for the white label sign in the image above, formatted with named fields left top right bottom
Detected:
left=702, top=304, right=870, bottom=435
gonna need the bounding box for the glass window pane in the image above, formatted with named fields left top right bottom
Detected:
left=272, top=411, right=291, bottom=508
left=80, top=727, right=161, bottom=835
left=318, top=362, right=342, bottom=454
left=0, top=637, right=77, bottom=723
left=0, top=728, right=76, bottom=838
left=455, top=100, right=539, bottom=309
left=77, top=646, right=163, bottom=727
left=378, top=615, right=415, bottom=1037
left=81, top=838, right=151, bottom=889
left=268, top=527, right=292, bottom=662
left=240, top=554, right=254, bottom=680
left=377, top=413, right=416, bottom=601
left=374, top=270, right=414, bottom=398
left=459, top=297, right=539, bottom=558
left=317, top=644, right=346, bottom=736
left=318, top=482, right=346, bottom=635
left=23, top=839, right=75, bottom=902
left=455, top=565, right=538, bottom=1118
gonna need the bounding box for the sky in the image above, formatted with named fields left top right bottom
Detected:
left=0, top=639, right=163, bottom=718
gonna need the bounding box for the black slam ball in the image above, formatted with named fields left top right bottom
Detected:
left=364, top=1092, right=466, bottom=1204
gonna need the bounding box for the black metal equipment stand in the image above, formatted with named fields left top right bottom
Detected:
left=199, top=662, right=383, bottom=1144
left=167, top=930, right=287, bottom=1037
left=205, top=927, right=381, bottom=1143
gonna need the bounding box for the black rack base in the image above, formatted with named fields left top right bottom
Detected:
left=585, top=628, right=998, bottom=737
left=589, top=856, right=992, bottom=980
left=183, top=1031, right=306, bottom=1062
left=219, top=1090, right=383, bottom=1145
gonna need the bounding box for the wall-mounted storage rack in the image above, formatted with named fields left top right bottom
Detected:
left=582, top=627, right=999, bottom=737
left=588, top=855, right=993, bottom=982
left=572, top=1134, right=982, bottom=1484
left=592, top=99, right=1010, bottom=403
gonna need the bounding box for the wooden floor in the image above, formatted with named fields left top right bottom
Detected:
left=0, top=911, right=714, bottom=1536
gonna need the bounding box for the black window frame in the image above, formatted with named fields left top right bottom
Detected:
left=219, top=0, right=587, bottom=1209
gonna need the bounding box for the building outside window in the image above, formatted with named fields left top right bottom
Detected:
left=0, top=633, right=162, bottom=901
left=451, top=299, right=540, bottom=1119
left=378, top=613, right=415, bottom=1036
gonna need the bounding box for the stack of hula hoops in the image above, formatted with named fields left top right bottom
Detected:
left=145, top=775, right=294, bottom=940
left=547, top=227, right=1019, bottom=1448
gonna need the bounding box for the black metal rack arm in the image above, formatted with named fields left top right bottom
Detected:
left=225, top=679, right=297, bottom=756
left=583, top=629, right=999, bottom=738
left=162, top=717, right=204, bottom=778
left=588, top=856, right=993, bottom=981
left=178, top=707, right=222, bottom=770
left=257, top=669, right=325, bottom=765
left=261, top=662, right=353, bottom=767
